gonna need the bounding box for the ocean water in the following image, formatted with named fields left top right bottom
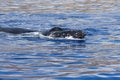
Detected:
left=0, top=0, right=120, bottom=80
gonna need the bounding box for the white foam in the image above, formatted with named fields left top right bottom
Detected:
left=38, top=32, right=84, bottom=40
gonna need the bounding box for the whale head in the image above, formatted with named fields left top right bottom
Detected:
left=42, top=27, right=86, bottom=39
left=50, top=30, right=86, bottom=39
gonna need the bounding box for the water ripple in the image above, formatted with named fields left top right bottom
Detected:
left=0, top=1, right=120, bottom=79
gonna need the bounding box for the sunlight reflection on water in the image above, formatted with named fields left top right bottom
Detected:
left=0, top=0, right=120, bottom=13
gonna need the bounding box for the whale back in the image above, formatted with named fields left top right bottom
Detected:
left=0, top=27, right=35, bottom=34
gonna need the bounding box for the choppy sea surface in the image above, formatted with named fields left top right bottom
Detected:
left=0, top=0, right=120, bottom=80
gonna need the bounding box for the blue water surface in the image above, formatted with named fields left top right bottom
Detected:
left=0, top=11, right=120, bottom=80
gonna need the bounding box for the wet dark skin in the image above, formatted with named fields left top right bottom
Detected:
left=0, top=27, right=86, bottom=39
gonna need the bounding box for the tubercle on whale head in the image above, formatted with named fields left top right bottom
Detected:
left=69, top=30, right=86, bottom=39
left=79, top=31, right=86, bottom=38
left=48, top=30, right=86, bottom=39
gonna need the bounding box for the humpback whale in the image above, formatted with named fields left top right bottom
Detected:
left=0, top=27, right=86, bottom=39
